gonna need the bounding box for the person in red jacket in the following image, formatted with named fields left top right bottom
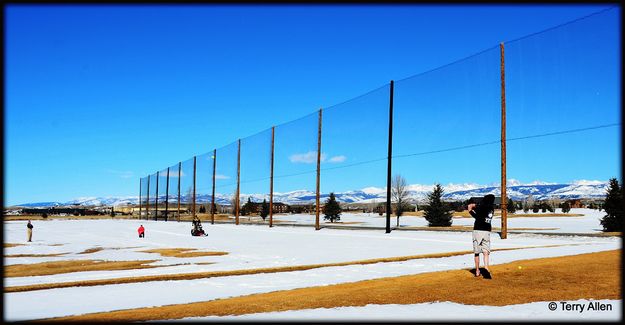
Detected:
left=138, top=225, right=145, bottom=238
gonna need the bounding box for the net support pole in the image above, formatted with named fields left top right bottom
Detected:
left=193, top=156, right=197, bottom=218
left=155, top=171, right=159, bottom=221
left=500, top=42, right=508, bottom=239
left=386, top=80, right=394, bottom=234
left=235, top=139, right=241, bottom=225
left=315, top=108, right=322, bottom=231
left=211, top=149, right=216, bottom=225
left=177, top=162, right=181, bottom=222
left=139, top=179, right=142, bottom=219
left=270, top=126, right=275, bottom=228
left=165, top=167, right=170, bottom=222
left=146, top=176, right=150, bottom=221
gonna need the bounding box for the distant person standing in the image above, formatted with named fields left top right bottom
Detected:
left=27, top=220, right=34, bottom=242
left=467, top=194, right=495, bottom=277
left=138, top=225, right=145, bottom=238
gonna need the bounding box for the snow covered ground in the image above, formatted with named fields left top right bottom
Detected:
left=3, top=217, right=621, bottom=321
left=271, top=208, right=609, bottom=234
left=182, top=300, right=621, bottom=321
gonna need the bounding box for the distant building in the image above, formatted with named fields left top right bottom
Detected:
left=566, top=199, right=584, bottom=208
left=239, top=201, right=291, bottom=214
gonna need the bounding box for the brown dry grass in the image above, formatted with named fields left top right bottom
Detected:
left=5, top=244, right=569, bottom=293
left=4, top=259, right=159, bottom=277
left=5, top=253, right=67, bottom=258
left=4, top=243, right=25, bottom=248
left=331, top=221, right=365, bottom=225
left=78, top=247, right=104, bottom=254
left=47, top=249, right=621, bottom=322
left=180, top=214, right=232, bottom=222
left=509, top=213, right=584, bottom=218
left=402, top=226, right=559, bottom=231
left=141, top=248, right=228, bottom=258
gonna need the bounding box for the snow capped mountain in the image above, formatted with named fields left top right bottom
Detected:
left=14, top=181, right=609, bottom=208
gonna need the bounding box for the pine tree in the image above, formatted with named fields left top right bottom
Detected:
left=600, top=178, right=623, bottom=232
left=260, top=199, right=269, bottom=221
left=507, top=198, right=516, bottom=214
left=323, top=193, right=342, bottom=223
left=241, top=197, right=252, bottom=216
left=561, top=201, right=571, bottom=213
left=423, top=184, right=453, bottom=227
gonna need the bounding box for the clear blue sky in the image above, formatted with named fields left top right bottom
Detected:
left=5, top=4, right=621, bottom=205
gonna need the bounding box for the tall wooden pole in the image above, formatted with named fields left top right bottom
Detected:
left=193, top=156, right=197, bottom=217
left=315, top=108, right=323, bottom=231
left=386, top=81, right=394, bottom=234
left=139, top=178, right=142, bottom=219
left=269, top=126, right=275, bottom=228
left=165, top=167, right=170, bottom=222
left=235, top=139, right=241, bottom=225
left=155, top=171, right=159, bottom=221
left=177, top=162, right=181, bottom=222
left=211, top=149, right=216, bottom=225
left=146, top=176, right=150, bottom=221
left=500, top=43, right=508, bottom=239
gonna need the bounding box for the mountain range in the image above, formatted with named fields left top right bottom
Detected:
left=14, top=180, right=609, bottom=208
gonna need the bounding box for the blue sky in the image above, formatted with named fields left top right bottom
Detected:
left=5, top=4, right=621, bottom=205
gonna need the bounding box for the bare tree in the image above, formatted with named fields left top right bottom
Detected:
left=392, top=174, right=410, bottom=227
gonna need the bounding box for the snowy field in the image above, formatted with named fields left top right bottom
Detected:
left=266, top=208, right=610, bottom=234
left=3, top=216, right=621, bottom=321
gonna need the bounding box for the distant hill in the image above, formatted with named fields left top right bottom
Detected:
left=13, top=180, right=608, bottom=208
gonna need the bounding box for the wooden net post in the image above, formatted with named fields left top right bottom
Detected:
left=270, top=126, right=275, bottom=228
left=315, top=108, right=322, bottom=231
left=500, top=42, right=508, bottom=240
left=235, top=139, right=241, bottom=225
left=211, top=149, right=216, bottom=225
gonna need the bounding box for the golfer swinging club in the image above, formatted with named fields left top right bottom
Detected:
left=467, top=194, right=495, bottom=277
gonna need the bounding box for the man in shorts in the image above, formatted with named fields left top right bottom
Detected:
left=468, top=194, right=495, bottom=277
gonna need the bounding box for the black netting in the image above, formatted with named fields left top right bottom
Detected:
left=215, top=141, right=239, bottom=222
left=393, top=46, right=501, bottom=227
left=506, top=8, right=620, bottom=190
left=273, top=112, right=319, bottom=225
left=239, top=128, right=272, bottom=224
left=179, top=157, right=195, bottom=219
left=139, top=177, right=148, bottom=218
left=321, top=84, right=390, bottom=225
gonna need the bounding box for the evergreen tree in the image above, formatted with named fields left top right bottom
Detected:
left=561, top=201, right=571, bottom=213
left=507, top=198, right=516, bottom=214
left=600, top=178, right=623, bottom=232
left=532, top=204, right=540, bottom=213
left=423, top=184, right=453, bottom=227
left=323, top=193, right=342, bottom=223
left=540, top=202, right=547, bottom=213
left=260, top=199, right=269, bottom=221
left=241, top=197, right=252, bottom=216
left=110, top=207, right=115, bottom=218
